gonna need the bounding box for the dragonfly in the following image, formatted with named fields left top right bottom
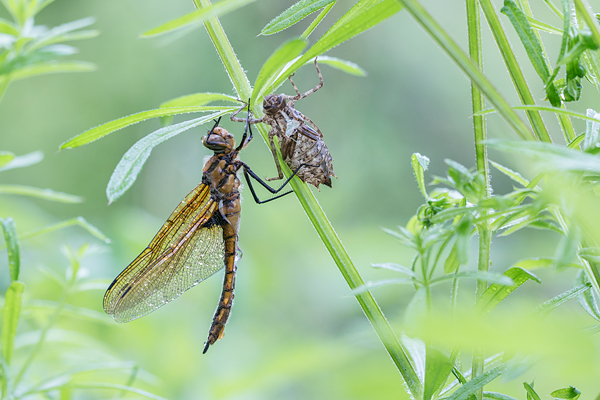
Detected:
left=103, top=110, right=307, bottom=353
left=231, top=59, right=335, bottom=189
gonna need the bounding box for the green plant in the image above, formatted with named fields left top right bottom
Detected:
left=55, top=0, right=600, bottom=398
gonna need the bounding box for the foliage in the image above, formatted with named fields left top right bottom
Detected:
left=27, top=0, right=600, bottom=398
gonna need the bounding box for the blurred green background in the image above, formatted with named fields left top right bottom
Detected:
left=1, top=0, right=599, bottom=398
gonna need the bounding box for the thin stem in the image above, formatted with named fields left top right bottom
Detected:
left=194, top=0, right=251, bottom=99
left=477, top=0, right=551, bottom=143
left=197, top=2, right=422, bottom=397
left=395, top=0, right=535, bottom=141
left=300, top=3, right=335, bottom=40
left=467, top=2, right=491, bottom=398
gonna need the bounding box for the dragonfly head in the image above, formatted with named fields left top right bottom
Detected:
left=202, top=120, right=236, bottom=154
left=263, top=94, right=286, bottom=115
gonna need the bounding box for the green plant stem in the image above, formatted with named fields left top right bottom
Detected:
left=194, top=0, right=251, bottom=99
left=300, top=2, right=335, bottom=39
left=574, top=0, right=600, bottom=48
left=394, top=0, right=534, bottom=141
left=196, top=2, right=422, bottom=397
left=467, top=2, right=491, bottom=398
left=478, top=0, right=551, bottom=143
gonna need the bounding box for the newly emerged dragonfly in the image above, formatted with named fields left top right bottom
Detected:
left=104, top=112, right=306, bottom=353
left=232, top=59, right=335, bottom=189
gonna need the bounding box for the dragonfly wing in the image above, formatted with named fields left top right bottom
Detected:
left=104, top=182, right=227, bottom=323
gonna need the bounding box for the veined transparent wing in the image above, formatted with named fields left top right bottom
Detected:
left=103, top=182, right=227, bottom=322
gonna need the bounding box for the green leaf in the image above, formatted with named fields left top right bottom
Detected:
left=567, top=133, right=586, bottom=149
left=2, top=281, right=24, bottom=365
left=455, top=215, right=472, bottom=265
left=412, top=153, right=430, bottom=200
left=371, top=262, right=416, bottom=276
left=140, top=0, right=255, bottom=38
left=553, top=224, right=579, bottom=269
left=525, top=16, right=562, bottom=35
left=474, top=267, right=540, bottom=315
left=489, top=160, right=530, bottom=187
left=1, top=217, right=20, bottom=281
left=430, top=271, right=514, bottom=287
left=25, top=17, right=97, bottom=49
left=0, top=151, right=15, bottom=167
left=583, top=108, right=600, bottom=152
left=524, top=382, right=541, bottom=400
left=0, top=184, right=83, bottom=203
left=24, top=300, right=114, bottom=325
left=550, top=386, right=581, bottom=399
left=252, top=38, right=307, bottom=103
left=106, top=113, right=224, bottom=203
left=485, top=139, right=600, bottom=174
left=444, top=241, right=460, bottom=273
left=400, top=334, right=426, bottom=383
left=483, top=392, right=520, bottom=400
left=9, top=61, right=96, bottom=81
left=513, top=258, right=554, bottom=270
left=59, top=106, right=236, bottom=149
left=159, top=93, right=238, bottom=126
left=501, top=1, right=560, bottom=106
left=348, top=278, right=417, bottom=295
left=0, top=151, right=43, bottom=172
left=261, top=0, right=337, bottom=35
left=445, top=365, right=507, bottom=400
left=268, top=0, right=402, bottom=93
left=159, top=92, right=238, bottom=108
left=574, top=270, right=600, bottom=322
left=306, top=56, right=367, bottom=76
left=423, top=347, right=454, bottom=400
left=13, top=216, right=110, bottom=246
left=533, top=283, right=591, bottom=318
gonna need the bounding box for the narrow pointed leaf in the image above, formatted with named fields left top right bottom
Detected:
left=1, top=217, right=20, bottom=281
left=523, top=382, right=541, bottom=400
left=106, top=113, right=224, bottom=203
left=0, top=184, right=83, bottom=203
left=445, top=365, right=507, bottom=400
left=348, top=278, right=417, bottom=295
left=0, top=151, right=43, bottom=172
left=13, top=216, right=110, bottom=245
left=2, top=281, right=25, bottom=365
left=268, top=0, right=402, bottom=93
left=475, top=267, right=540, bottom=315
left=141, top=0, right=255, bottom=38
left=252, top=38, right=307, bottom=103
left=159, top=92, right=238, bottom=108
left=485, top=139, right=600, bottom=174
left=483, top=392, right=520, bottom=400
left=532, top=283, right=591, bottom=318
left=550, top=386, right=581, bottom=399
left=445, top=242, right=460, bottom=273
left=489, top=160, right=530, bottom=187
left=59, top=106, right=236, bottom=149
left=9, top=61, right=96, bottom=81
left=430, top=271, right=514, bottom=286
left=412, top=153, right=430, bottom=200
left=371, top=262, right=416, bottom=276
left=423, top=347, right=454, bottom=400
left=261, top=0, right=337, bottom=35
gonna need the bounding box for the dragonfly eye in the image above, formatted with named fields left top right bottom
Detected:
left=263, top=94, right=285, bottom=115
left=202, top=127, right=235, bottom=153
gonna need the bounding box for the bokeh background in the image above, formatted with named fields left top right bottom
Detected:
left=1, top=0, right=599, bottom=398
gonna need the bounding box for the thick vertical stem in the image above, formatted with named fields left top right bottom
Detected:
left=467, top=1, right=491, bottom=399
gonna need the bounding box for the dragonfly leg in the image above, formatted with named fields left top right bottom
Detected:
left=242, top=163, right=317, bottom=204
left=235, top=100, right=254, bottom=152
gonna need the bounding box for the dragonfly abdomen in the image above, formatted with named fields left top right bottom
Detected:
left=203, top=222, right=238, bottom=353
